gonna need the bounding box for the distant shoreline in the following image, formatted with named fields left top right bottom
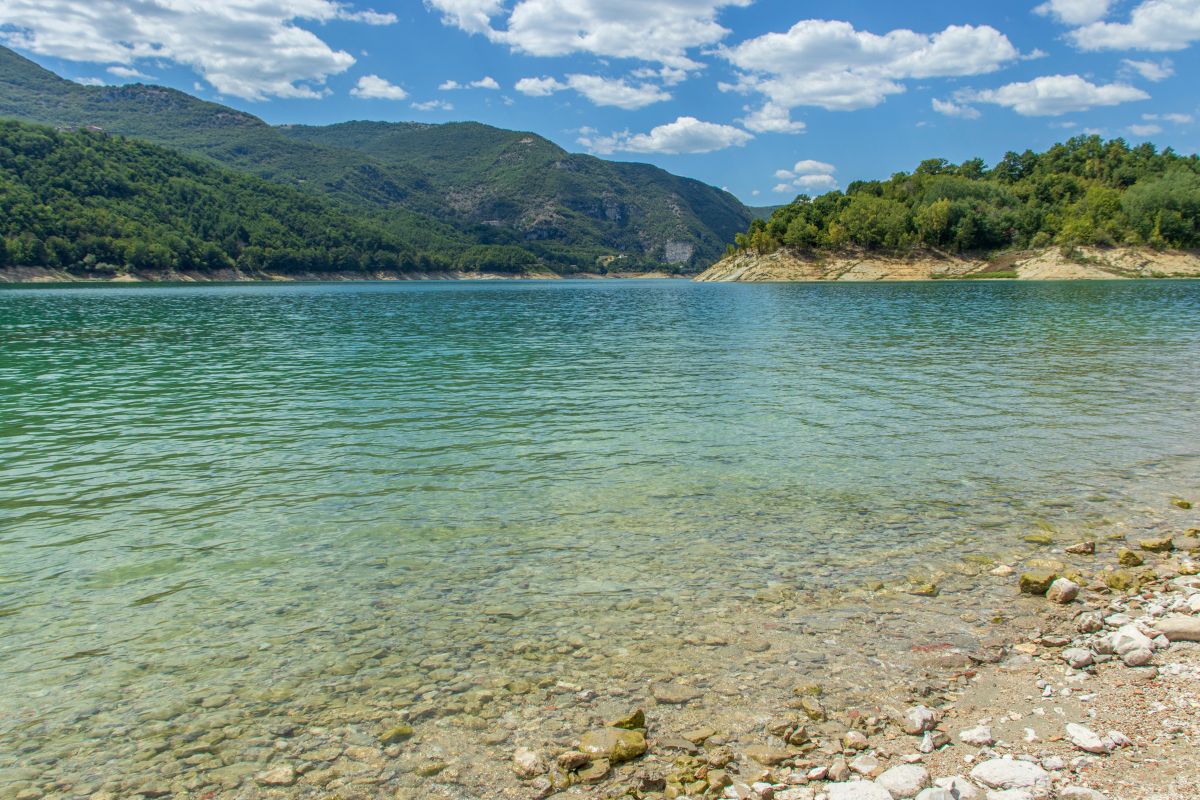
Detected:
left=0, top=266, right=691, bottom=284
left=695, top=245, right=1200, bottom=282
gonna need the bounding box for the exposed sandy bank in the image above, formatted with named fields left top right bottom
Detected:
left=0, top=267, right=565, bottom=284
left=694, top=247, right=1200, bottom=283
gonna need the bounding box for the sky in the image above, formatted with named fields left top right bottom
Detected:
left=2, top=0, right=1199, bottom=205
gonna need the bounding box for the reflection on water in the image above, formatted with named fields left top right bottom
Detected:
left=1, top=279, right=1198, bottom=797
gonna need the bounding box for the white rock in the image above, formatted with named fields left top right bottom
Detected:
left=1066, top=723, right=1109, bottom=754
left=1061, top=648, right=1093, bottom=669
left=1108, top=624, right=1153, bottom=656
left=985, top=791, right=1033, bottom=800
left=903, top=705, right=938, bottom=735
left=991, top=565, right=1015, bottom=577
left=916, top=791, right=957, bottom=800
left=969, top=759, right=1050, bottom=790
left=512, top=747, right=546, bottom=778
left=1041, top=756, right=1065, bottom=771
left=933, top=776, right=981, bottom=800
left=959, top=726, right=995, bottom=746
left=1060, top=787, right=1108, bottom=800
left=1187, top=594, right=1200, bottom=613
left=849, top=752, right=882, bottom=777
left=876, top=765, right=930, bottom=798
left=1121, top=647, right=1153, bottom=667
left=826, top=781, right=895, bottom=800
left=1046, top=578, right=1080, bottom=604
left=1106, top=730, right=1132, bottom=748
left=777, top=789, right=817, bottom=800
left=1154, top=614, right=1200, bottom=641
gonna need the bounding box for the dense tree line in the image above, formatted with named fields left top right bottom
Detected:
left=0, top=120, right=458, bottom=275
left=732, top=137, right=1200, bottom=258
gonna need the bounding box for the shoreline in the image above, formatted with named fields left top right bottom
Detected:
left=499, top=508, right=1200, bottom=800
left=0, top=267, right=692, bottom=284
left=695, top=246, right=1200, bottom=283
left=2, top=501, right=1197, bottom=800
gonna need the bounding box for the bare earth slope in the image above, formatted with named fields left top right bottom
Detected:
left=695, top=247, right=1200, bottom=282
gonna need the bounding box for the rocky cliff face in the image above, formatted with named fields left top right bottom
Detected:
left=695, top=247, right=1200, bottom=282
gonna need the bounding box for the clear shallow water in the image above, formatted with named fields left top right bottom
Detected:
left=1, top=279, right=1199, bottom=797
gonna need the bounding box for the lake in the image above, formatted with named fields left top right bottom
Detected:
left=1, top=279, right=1198, bottom=798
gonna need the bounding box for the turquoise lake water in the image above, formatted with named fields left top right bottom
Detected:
left=1, top=279, right=1199, bottom=797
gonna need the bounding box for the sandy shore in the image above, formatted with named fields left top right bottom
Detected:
left=0, top=267, right=694, bottom=283
left=694, top=247, right=1200, bottom=283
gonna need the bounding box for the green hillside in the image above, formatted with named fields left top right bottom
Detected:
left=731, top=137, right=1200, bottom=257
left=0, top=119, right=444, bottom=276
left=0, top=46, right=751, bottom=272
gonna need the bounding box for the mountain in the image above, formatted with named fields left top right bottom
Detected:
left=0, top=46, right=752, bottom=273
left=0, top=118, right=454, bottom=279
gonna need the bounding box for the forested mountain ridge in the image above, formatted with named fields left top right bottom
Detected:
left=0, top=46, right=751, bottom=273
left=0, top=119, right=451, bottom=277
left=729, top=137, right=1200, bottom=257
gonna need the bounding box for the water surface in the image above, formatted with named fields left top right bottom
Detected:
left=1, top=279, right=1198, bottom=797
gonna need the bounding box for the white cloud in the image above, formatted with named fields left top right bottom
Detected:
left=106, top=65, right=153, bottom=81
left=1144, top=111, right=1194, bottom=122
left=932, top=98, right=982, bottom=119
left=794, top=174, right=838, bottom=189
left=424, top=0, right=506, bottom=35
left=1129, top=123, right=1163, bottom=135
left=630, top=66, right=690, bottom=86
left=412, top=99, right=455, bottom=111
left=514, top=76, right=567, bottom=97
left=579, top=116, right=753, bottom=155
left=351, top=74, right=408, bottom=100
left=514, top=74, right=670, bottom=109
left=1120, top=58, right=1175, bottom=80
left=720, top=20, right=1019, bottom=119
left=773, top=183, right=794, bottom=193
left=740, top=102, right=807, bottom=134
left=564, top=74, right=671, bottom=109
left=440, top=76, right=501, bottom=90
left=0, top=1, right=395, bottom=100
left=1069, top=0, right=1200, bottom=51
left=773, top=160, right=837, bottom=192
left=426, top=0, right=752, bottom=69
left=1034, top=0, right=1113, bottom=25
left=964, top=74, right=1149, bottom=116
left=73, top=76, right=106, bottom=86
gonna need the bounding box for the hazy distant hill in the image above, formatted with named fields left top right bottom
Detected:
left=0, top=47, right=752, bottom=272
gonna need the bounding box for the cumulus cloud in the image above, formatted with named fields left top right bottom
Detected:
left=719, top=19, right=1019, bottom=120
left=1129, top=123, right=1163, bottom=135
left=107, top=65, right=154, bottom=81
left=772, top=160, right=837, bottom=192
left=1068, top=0, right=1200, bottom=51
left=578, top=116, right=753, bottom=155
left=412, top=99, right=454, bottom=111
left=740, top=102, right=807, bottom=134
left=1120, top=58, right=1175, bottom=81
left=932, top=98, right=982, bottom=119
left=964, top=74, right=1149, bottom=116
left=1034, top=0, right=1113, bottom=25
left=351, top=74, right=408, bottom=100
left=440, top=76, right=501, bottom=90
left=426, top=0, right=752, bottom=69
left=514, top=74, right=671, bottom=109
left=0, top=1, right=396, bottom=100
left=1144, top=111, right=1194, bottom=122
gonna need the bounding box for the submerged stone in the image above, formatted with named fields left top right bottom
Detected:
left=1019, top=570, right=1057, bottom=595
left=578, top=728, right=646, bottom=764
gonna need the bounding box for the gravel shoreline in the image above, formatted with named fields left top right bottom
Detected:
left=505, top=520, right=1200, bottom=800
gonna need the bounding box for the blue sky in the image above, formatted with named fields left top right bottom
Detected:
left=3, top=1, right=1199, bottom=204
